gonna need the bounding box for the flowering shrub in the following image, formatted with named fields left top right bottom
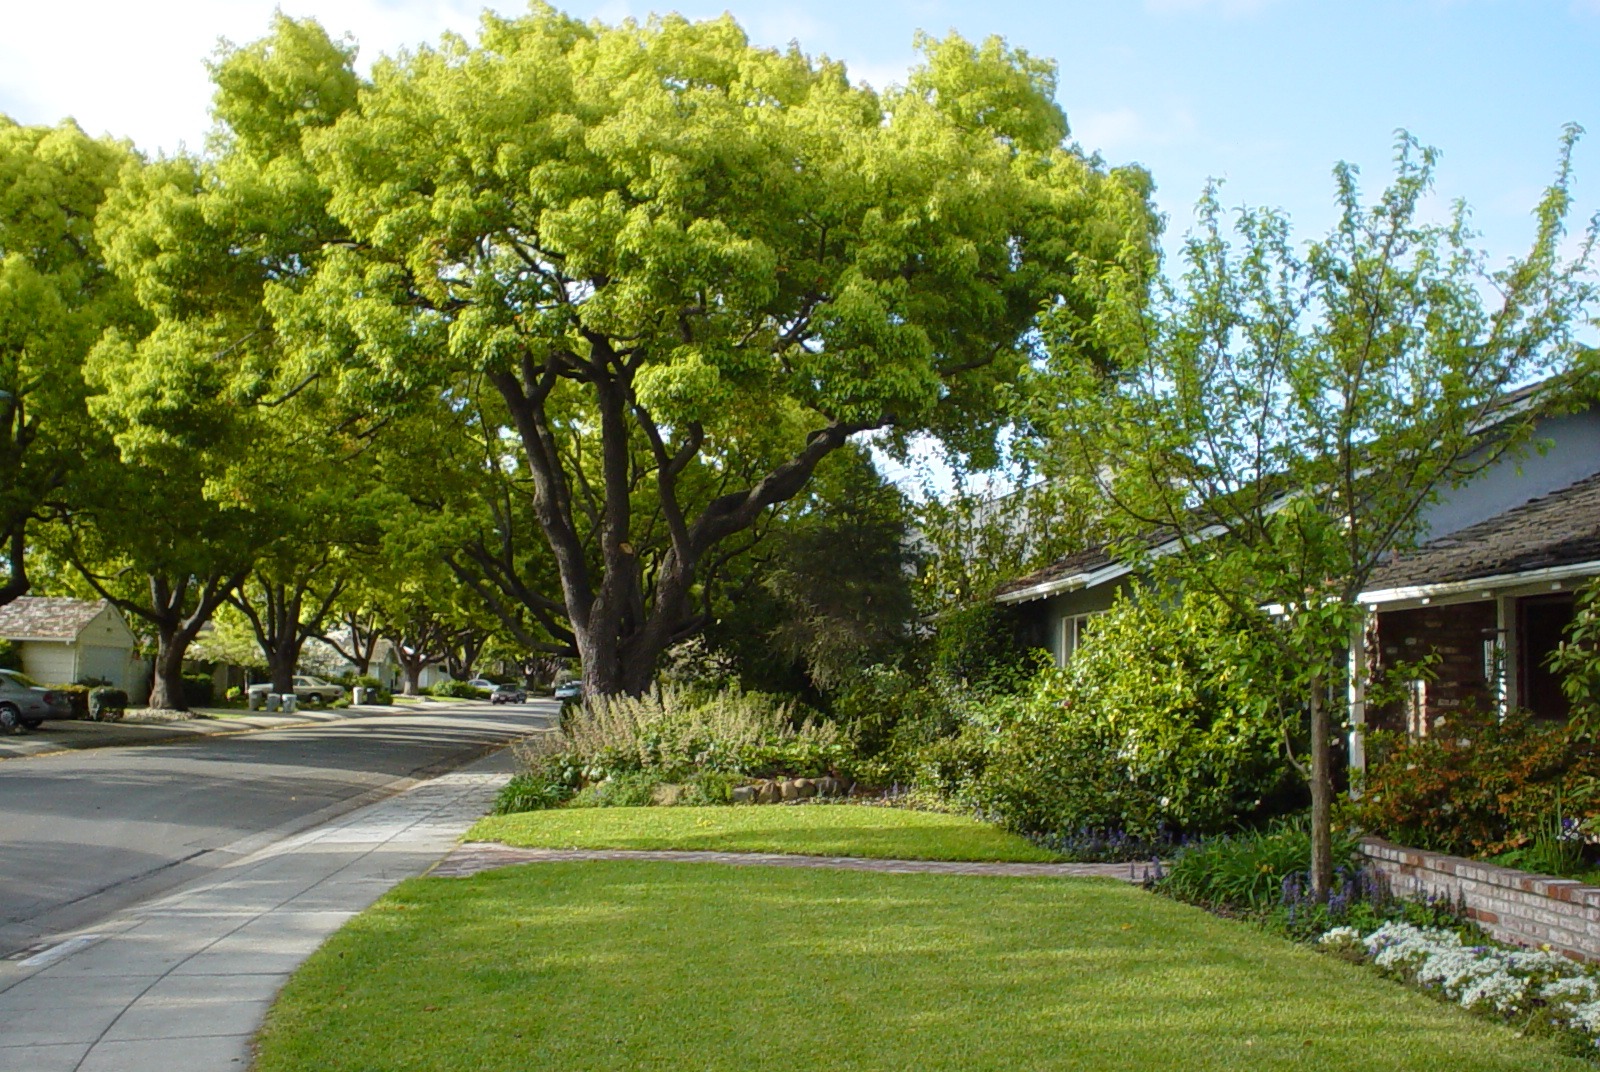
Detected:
left=1317, top=921, right=1600, bottom=1051
left=1350, top=707, right=1600, bottom=856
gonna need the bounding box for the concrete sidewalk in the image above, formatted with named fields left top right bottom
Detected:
left=0, top=748, right=515, bottom=1071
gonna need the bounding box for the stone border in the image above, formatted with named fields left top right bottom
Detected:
left=1360, top=837, right=1600, bottom=961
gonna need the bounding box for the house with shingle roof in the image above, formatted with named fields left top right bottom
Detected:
left=0, top=597, right=147, bottom=697
left=994, top=388, right=1600, bottom=777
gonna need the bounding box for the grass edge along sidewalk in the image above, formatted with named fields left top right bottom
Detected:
left=252, top=857, right=1588, bottom=1072
left=252, top=807, right=1589, bottom=1071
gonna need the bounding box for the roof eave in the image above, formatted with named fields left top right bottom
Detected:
left=1359, top=558, right=1600, bottom=608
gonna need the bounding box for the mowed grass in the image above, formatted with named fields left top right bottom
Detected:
left=466, top=804, right=1060, bottom=862
left=253, top=862, right=1589, bottom=1072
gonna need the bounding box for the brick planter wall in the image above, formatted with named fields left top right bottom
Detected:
left=1361, top=837, right=1600, bottom=962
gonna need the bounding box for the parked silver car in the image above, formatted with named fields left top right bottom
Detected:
left=245, top=675, right=347, bottom=707
left=0, top=669, right=73, bottom=732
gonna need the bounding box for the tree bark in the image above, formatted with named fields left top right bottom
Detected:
left=1309, top=675, right=1334, bottom=900
left=0, top=528, right=28, bottom=609
left=146, top=623, right=191, bottom=711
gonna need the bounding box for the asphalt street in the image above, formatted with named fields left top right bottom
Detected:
left=0, top=701, right=554, bottom=959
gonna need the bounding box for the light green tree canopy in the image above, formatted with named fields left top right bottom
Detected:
left=0, top=118, right=137, bottom=605
left=235, top=7, right=1154, bottom=694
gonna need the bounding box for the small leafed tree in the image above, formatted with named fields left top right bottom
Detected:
left=1045, top=132, right=1598, bottom=897
left=244, top=9, right=1154, bottom=695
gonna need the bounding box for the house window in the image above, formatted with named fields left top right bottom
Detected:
left=1057, top=613, right=1101, bottom=666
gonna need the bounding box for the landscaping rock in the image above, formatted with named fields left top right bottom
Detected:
left=731, top=786, right=758, bottom=805
left=755, top=781, right=782, bottom=804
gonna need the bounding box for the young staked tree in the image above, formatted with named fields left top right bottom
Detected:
left=1045, top=132, right=1599, bottom=898
left=246, top=8, right=1155, bottom=696
left=0, top=119, right=137, bottom=606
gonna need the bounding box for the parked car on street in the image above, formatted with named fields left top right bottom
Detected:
left=553, top=680, right=582, bottom=702
left=0, top=669, right=73, bottom=731
left=465, top=678, right=497, bottom=695
left=245, top=675, right=347, bottom=707
left=489, top=683, right=527, bottom=705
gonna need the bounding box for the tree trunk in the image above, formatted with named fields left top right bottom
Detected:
left=146, top=623, right=191, bottom=711
left=1309, top=676, right=1334, bottom=900
left=401, top=659, right=423, bottom=696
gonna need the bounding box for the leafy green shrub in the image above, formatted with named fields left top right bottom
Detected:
left=513, top=686, right=847, bottom=807
left=0, top=639, right=20, bottom=671
left=1350, top=707, right=1600, bottom=856
left=182, top=673, right=214, bottom=708
left=1159, top=819, right=1362, bottom=913
left=1551, top=576, right=1600, bottom=734
left=968, top=590, right=1296, bottom=839
left=88, top=687, right=128, bottom=721
left=568, top=771, right=663, bottom=808
left=680, top=770, right=737, bottom=806
left=429, top=679, right=481, bottom=699
left=494, top=771, right=579, bottom=814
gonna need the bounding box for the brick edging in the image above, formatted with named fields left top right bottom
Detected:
left=1359, top=836, right=1600, bottom=961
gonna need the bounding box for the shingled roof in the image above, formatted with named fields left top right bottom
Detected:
left=1366, top=470, right=1600, bottom=593
left=0, top=597, right=111, bottom=642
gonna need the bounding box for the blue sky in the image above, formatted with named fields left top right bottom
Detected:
left=4, top=0, right=1596, bottom=269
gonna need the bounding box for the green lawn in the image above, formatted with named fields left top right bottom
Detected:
left=466, top=804, right=1061, bottom=862
left=253, top=861, right=1588, bottom=1072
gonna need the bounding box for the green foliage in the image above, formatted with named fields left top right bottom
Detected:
left=0, top=118, right=139, bottom=605
left=181, top=672, right=214, bottom=708
left=569, top=771, right=665, bottom=809
left=514, top=685, right=846, bottom=807
left=968, top=590, right=1297, bottom=839
left=493, top=771, right=578, bottom=815
left=0, top=639, right=18, bottom=671
left=88, top=686, right=128, bottom=721
left=1159, top=819, right=1362, bottom=913
left=1550, top=577, right=1600, bottom=737
left=1349, top=708, right=1600, bottom=857
left=930, top=601, right=1035, bottom=691
left=429, top=679, right=482, bottom=699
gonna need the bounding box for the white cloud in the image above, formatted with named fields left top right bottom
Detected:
left=0, top=0, right=502, bottom=154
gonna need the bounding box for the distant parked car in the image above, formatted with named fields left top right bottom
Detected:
left=489, top=683, right=527, bottom=705
left=466, top=678, right=496, bottom=694
left=0, top=669, right=73, bottom=731
left=245, top=675, right=347, bottom=707
left=553, top=680, right=582, bottom=702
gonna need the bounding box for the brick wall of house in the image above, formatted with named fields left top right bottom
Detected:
left=1369, top=601, right=1498, bottom=733
left=1361, top=838, right=1600, bottom=962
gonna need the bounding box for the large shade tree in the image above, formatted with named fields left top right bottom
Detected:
left=248, top=7, right=1155, bottom=695
left=0, top=119, right=137, bottom=606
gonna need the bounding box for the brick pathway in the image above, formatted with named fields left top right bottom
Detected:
left=432, top=842, right=1157, bottom=881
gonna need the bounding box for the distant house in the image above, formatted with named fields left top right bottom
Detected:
left=993, top=392, right=1600, bottom=780
left=0, top=597, right=148, bottom=698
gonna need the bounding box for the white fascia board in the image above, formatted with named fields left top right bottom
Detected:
left=994, top=523, right=1228, bottom=605
left=1358, top=558, right=1600, bottom=608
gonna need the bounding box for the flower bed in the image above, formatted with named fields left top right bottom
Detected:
left=1319, top=922, right=1600, bottom=1052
